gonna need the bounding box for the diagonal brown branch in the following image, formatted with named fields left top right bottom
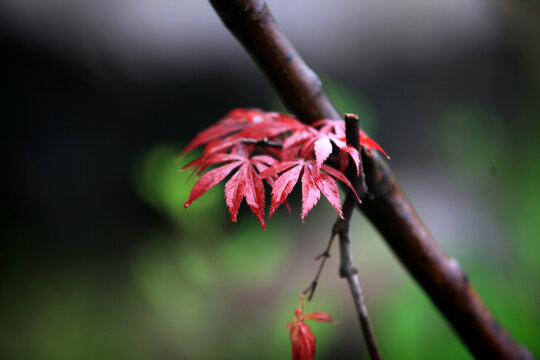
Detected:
left=208, top=0, right=534, bottom=359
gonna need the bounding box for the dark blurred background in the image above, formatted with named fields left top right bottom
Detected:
left=1, top=0, right=539, bottom=359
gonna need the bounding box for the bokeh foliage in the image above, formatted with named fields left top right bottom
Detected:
left=2, top=81, right=538, bottom=360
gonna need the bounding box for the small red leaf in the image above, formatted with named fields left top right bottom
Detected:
left=287, top=321, right=316, bottom=360
left=287, top=123, right=363, bottom=173
left=283, top=127, right=317, bottom=152
left=184, top=152, right=273, bottom=228
left=202, top=136, right=241, bottom=157
left=303, top=312, right=334, bottom=323
left=184, top=161, right=242, bottom=208
left=182, top=108, right=264, bottom=155
left=314, top=171, right=343, bottom=219
left=360, top=129, right=390, bottom=159
left=259, top=161, right=299, bottom=179
left=262, top=159, right=353, bottom=220
left=269, top=163, right=303, bottom=217
left=223, top=159, right=270, bottom=229
left=314, top=136, right=333, bottom=170
left=312, top=119, right=346, bottom=137
left=181, top=153, right=243, bottom=175
left=224, top=163, right=249, bottom=223
left=320, top=164, right=361, bottom=204
left=332, top=137, right=360, bottom=175
left=301, top=163, right=321, bottom=221
left=287, top=295, right=337, bottom=360
left=236, top=115, right=303, bottom=139
left=181, top=123, right=244, bottom=156
left=250, top=155, right=279, bottom=166
left=242, top=163, right=266, bottom=229
left=254, top=158, right=293, bottom=216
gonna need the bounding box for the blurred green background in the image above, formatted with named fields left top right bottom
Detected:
left=1, top=0, right=539, bottom=359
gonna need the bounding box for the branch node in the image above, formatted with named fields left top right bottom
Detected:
left=334, top=192, right=381, bottom=359
left=315, top=250, right=331, bottom=260
left=339, top=263, right=358, bottom=278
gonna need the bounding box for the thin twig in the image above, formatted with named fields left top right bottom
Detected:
left=336, top=194, right=381, bottom=360
left=301, top=233, right=337, bottom=301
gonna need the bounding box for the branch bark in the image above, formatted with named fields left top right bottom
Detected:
left=208, top=0, right=534, bottom=359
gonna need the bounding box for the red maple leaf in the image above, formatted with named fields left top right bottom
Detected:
left=259, top=159, right=360, bottom=221
left=283, top=121, right=360, bottom=174
left=199, top=114, right=302, bottom=158
left=286, top=295, right=337, bottom=360
left=181, top=108, right=269, bottom=155
left=183, top=148, right=276, bottom=229
left=182, top=108, right=302, bottom=156
left=181, top=109, right=388, bottom=228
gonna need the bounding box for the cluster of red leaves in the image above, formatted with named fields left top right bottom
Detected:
left=181, top=108, right=387, bottom=229
left=286, top=294, right=338, bottom=360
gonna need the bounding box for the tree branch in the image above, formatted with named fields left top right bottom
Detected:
left=209, top=0, right=339, bottom=123
left=208, top=0, right=533, bottom=359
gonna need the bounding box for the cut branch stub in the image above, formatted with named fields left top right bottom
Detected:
left=344, top=113, right=368, bottom=198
